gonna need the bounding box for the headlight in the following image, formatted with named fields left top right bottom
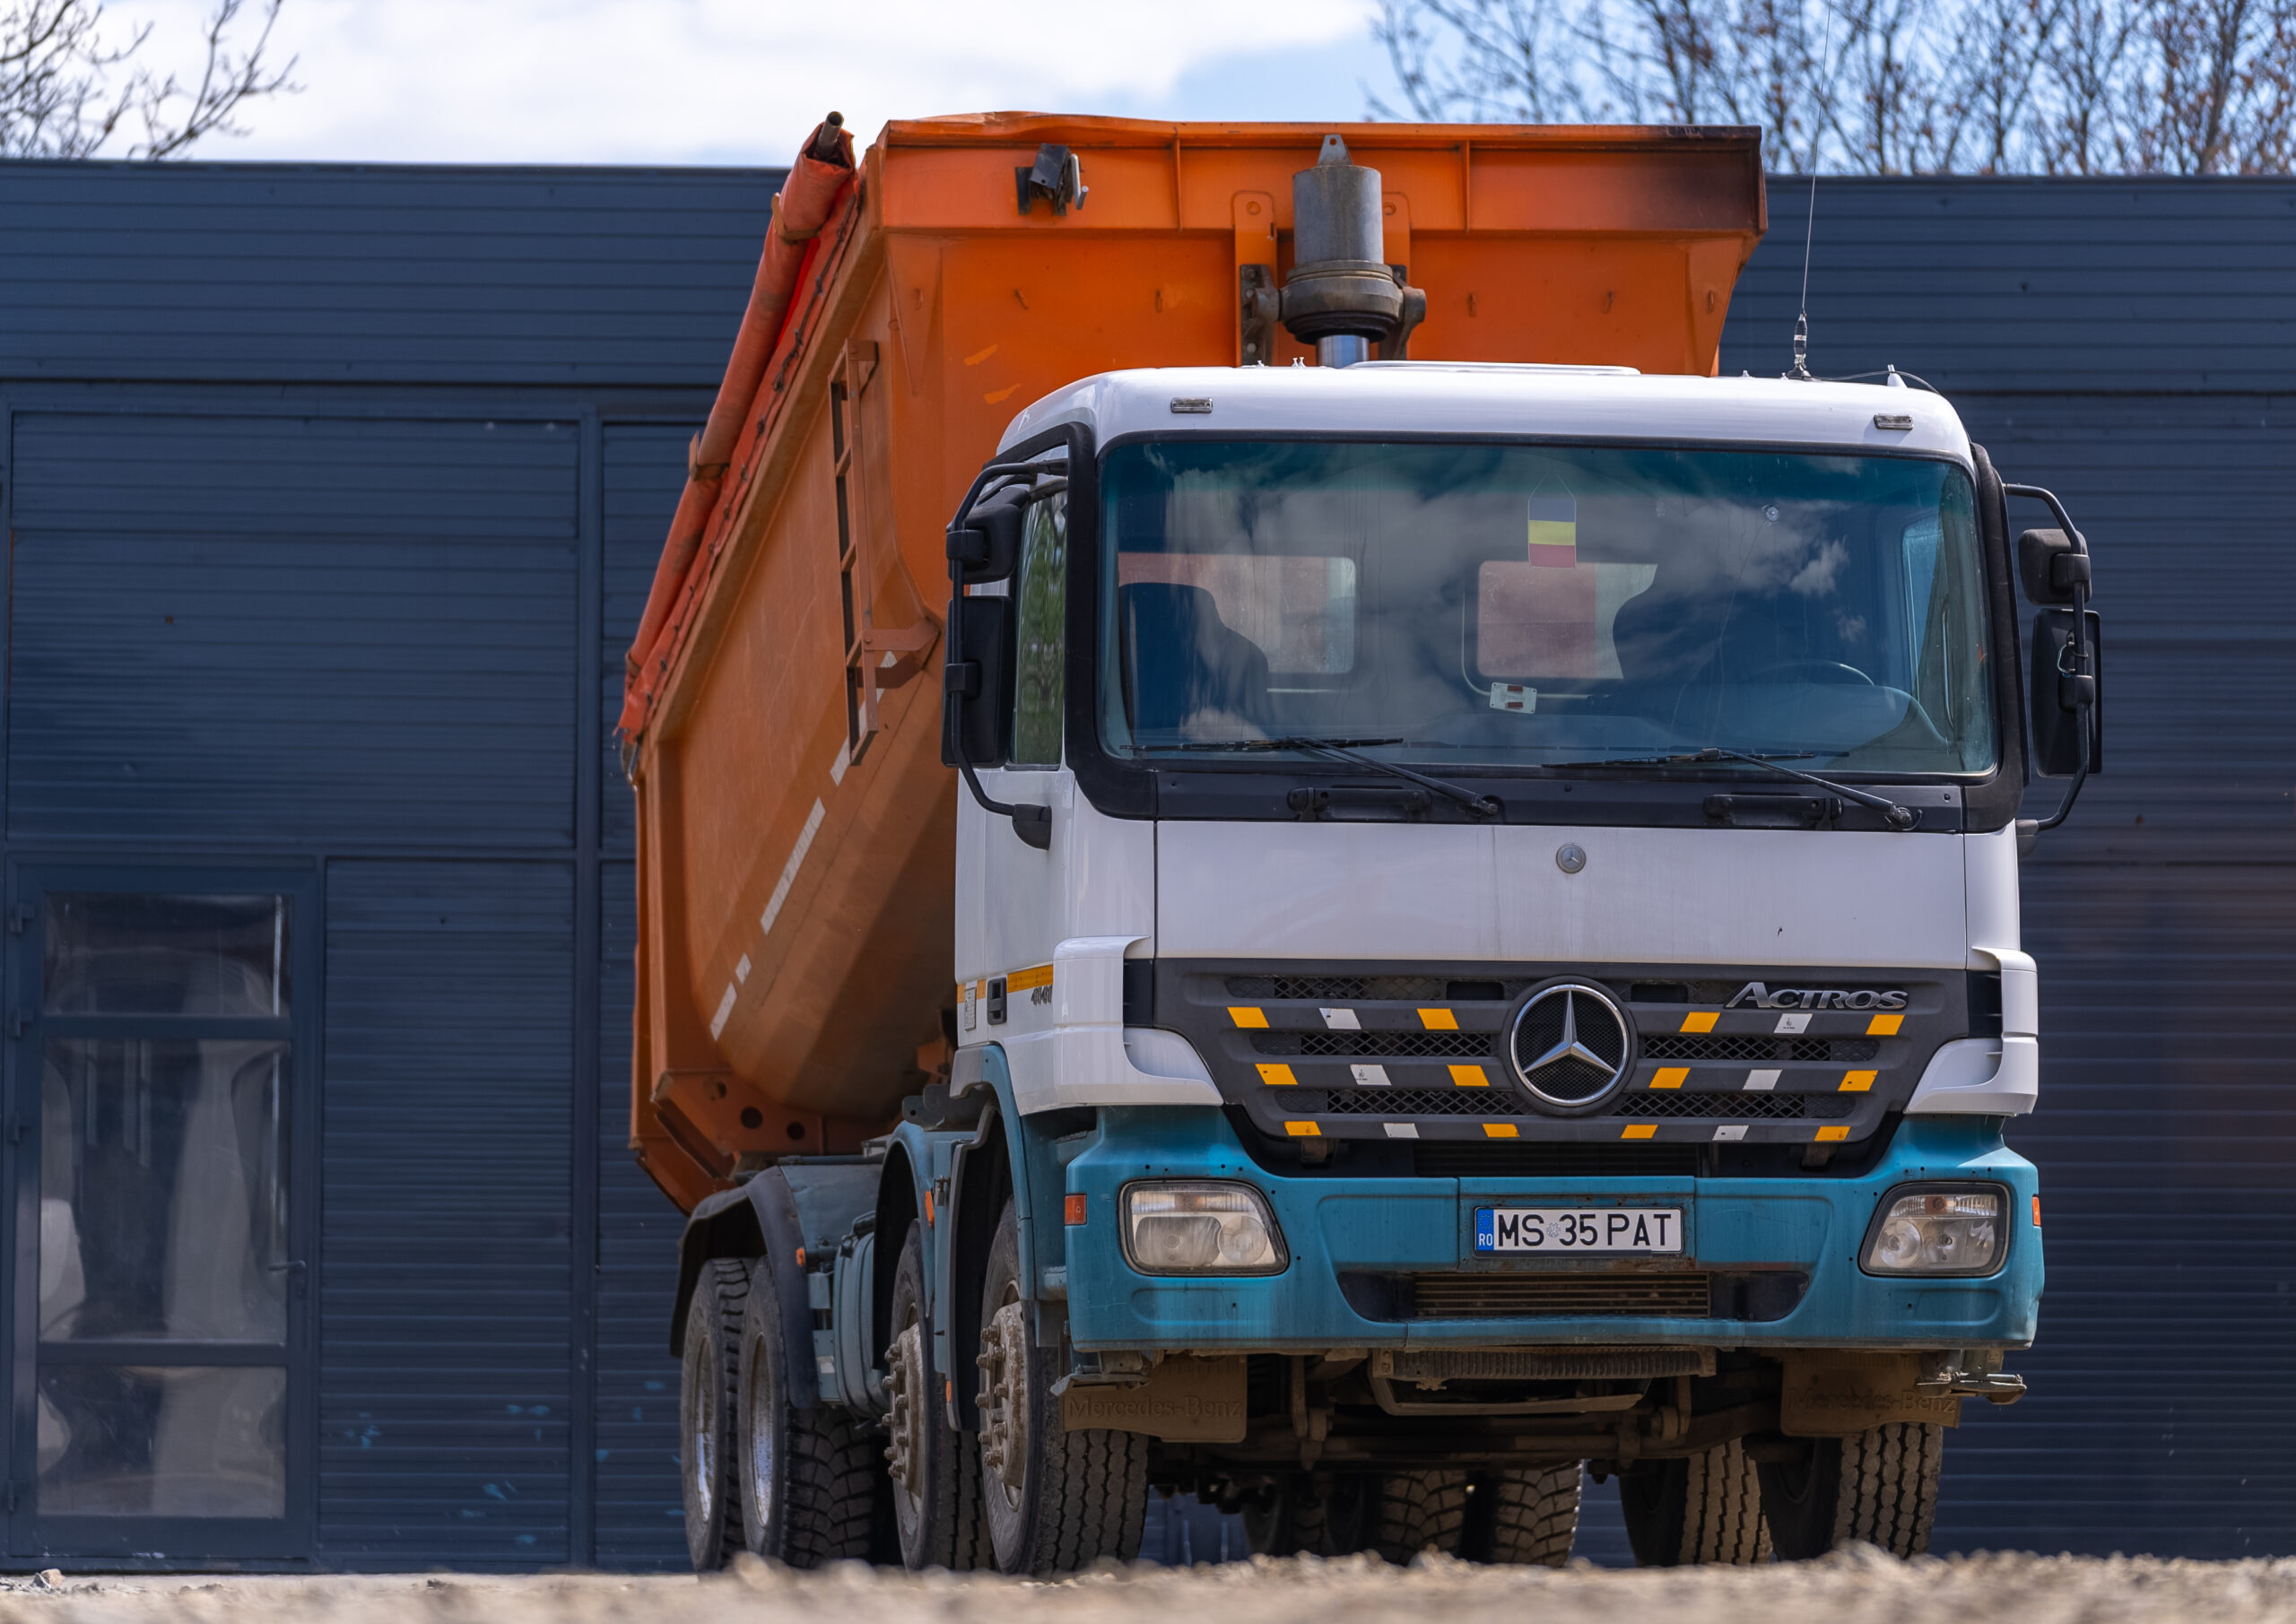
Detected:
left=1860, top=1185, right=2008, bottom=1277
left=1119, top=1182, right=1287, bottom=1275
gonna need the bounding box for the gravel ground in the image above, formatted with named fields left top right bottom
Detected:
left=0, top=1550, right=2292, bottom=1624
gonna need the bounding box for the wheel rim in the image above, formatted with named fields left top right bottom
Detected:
left=744, top=1343, right=776, bottom=1541
left=685, top=1339, right=718, bottom=1529
left=886, top=1316, right=926, bottom=1541
left=978, top=1289, right=1029, bottom=1512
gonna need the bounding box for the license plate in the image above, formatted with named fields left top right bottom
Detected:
left=1474, top=1207, right=1684, bottom=1254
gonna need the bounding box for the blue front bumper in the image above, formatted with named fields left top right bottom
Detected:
left=1061, top=1111, right=2039, bottom=1351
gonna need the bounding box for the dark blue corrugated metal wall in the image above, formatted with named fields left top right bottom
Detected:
left=0, top=159, right=771, bottom=1568
left=1, top=161, right=2289, bottom=1567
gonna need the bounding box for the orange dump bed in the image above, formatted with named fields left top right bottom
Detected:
left=622, top=113, right=1767, bottom=1213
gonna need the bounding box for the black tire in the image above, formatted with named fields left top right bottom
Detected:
left=1757, top=1422, right=1943, bottom=1559
left=737, top=1257, right=882, bottom=1566
left=1463, top=1465, right=1580, bottom=1566
left=884, top=1222, right=992, bottom=1570
left=680, top=1257, right=748, bottom=1571
left=1374, top=1469, right=1471, bottom=1562
left=1245, top=1472, right=1379, bottom=1556
left=977, top=1200, right=1150, bottom=1574
left=1620, top=1440, right=1770, bottom=1566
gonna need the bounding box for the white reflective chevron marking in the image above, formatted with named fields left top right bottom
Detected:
left=761, top=799, right=827, bottom=938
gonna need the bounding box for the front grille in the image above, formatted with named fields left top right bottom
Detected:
left=1613, top=1092, right=1834, bottom=1120
left=1629, top=982, right=1743, bottom=1005
left=1412, top=1272, right=1715, bottom=1319
left=1644, top=1033, right=1779, bottom=1063
left=1316, top=1088, right=1516, bottom=1117
left=1378, top=1346, right=1715, bottom=1381
left=1256, top=1030, right=1496, bottom=1059
left=1341, top=1267, right=1812, bottom=1320
left=1225, top=974, right=1449, bottom=1002
left=1413, top=1143, right=1701, bottom=1177
left=1642, top=1034, right=1882, bottom=1064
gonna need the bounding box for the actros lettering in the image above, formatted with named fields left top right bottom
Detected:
left=1726, top=982, right=1909, bottom=1012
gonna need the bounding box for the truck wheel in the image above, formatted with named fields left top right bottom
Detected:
left=680, top=1257, right=748, bottom=1571
left=1757, top=1423, right=1943, bottom=1559
left=1462, top=1465, right=1581, bottom=1566
left=737, top=1258, right=881, bottom=1566
left=1244, top=1472, right=1378, bottom=1556
left=1374, top=1470, right=1471, bottom=1561
left=977, top=1199, right=1150, bottom=1574
left=883, top=1222, right=990, bottom=1569
left=1619, top=1441, right=1770, bottom=1566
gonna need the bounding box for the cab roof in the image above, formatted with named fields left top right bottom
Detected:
left=999, top=363, right=1973, bottom=465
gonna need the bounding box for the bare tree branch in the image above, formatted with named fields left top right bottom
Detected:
left=1368, top=0, right=2296, bottom=173
left=0, top=0, right=295, bottom=160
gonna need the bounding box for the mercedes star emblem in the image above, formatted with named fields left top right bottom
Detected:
left=1507, top=981, right=1634, bottom=1112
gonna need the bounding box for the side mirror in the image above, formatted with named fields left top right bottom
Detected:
left=946, top=486, right=1028, bottom=585
left=942, top=595, right=1013, bottom=769
left=2028, top=607, right=2103, bottom=777
left=2017, top=528, right=2091, bottom=605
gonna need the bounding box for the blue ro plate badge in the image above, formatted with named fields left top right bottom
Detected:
left=1474, top=1207, right=1685, bottom=1254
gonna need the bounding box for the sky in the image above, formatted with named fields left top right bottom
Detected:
left=121, top=0, right=1404, bottom=165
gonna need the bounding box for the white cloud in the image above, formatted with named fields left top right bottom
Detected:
left=119, top=0, right=1380, bottom=163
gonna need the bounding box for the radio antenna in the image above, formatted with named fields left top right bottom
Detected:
left=1791, top=6, right=1838, bottom=381
left=1790, top=175, right=1817, bottom=379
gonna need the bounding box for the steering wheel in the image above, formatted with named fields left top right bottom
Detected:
left=1746, top=658, right=1877, bottom=686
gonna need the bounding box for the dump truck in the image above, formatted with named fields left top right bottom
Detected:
left=620, top=112, right=2100, bottom=1576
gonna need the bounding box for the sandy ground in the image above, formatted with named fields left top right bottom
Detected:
left=0, top=1549, right=2292, bottom=1624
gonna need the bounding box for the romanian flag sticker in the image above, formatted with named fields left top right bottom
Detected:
left=1526, top=495, right=1578, bottom=567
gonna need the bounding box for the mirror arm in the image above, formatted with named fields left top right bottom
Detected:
left=944, top=475, right=1053, bottom=851
left=2004, top=482, right=2094, bottom=840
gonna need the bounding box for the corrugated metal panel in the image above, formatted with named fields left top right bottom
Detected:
left=1957, top=395, right=2296, bottom=861
left=592, top=862, right=686, bottom=1568
left=1941, top=864, right=2296, bottom=1557
left=602, top=424, right=698, bottom=855
left=321, top=860, right=574, bottom=1563
left=1720, top=178, right=2296, bottom=393
left=1723, top=184, right=2296, bottom=1559
left=8, top=413, right=578, bottom=847
left=592, top=425, right=700, bottom=1566
left=0, top=162, right=778, bottom=386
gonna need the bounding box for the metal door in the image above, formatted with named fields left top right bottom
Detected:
left=5, top=868, right=317, bottom=1560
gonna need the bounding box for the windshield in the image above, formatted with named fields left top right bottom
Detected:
left=1098, top=439, right=1995, bottom=775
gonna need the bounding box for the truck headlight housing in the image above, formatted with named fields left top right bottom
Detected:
left=1859, top=1184, right=2009, bottom=1277
left=1119, top=1182, right=1287, bottom=1276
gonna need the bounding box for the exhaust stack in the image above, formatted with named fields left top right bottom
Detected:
left=1282, top=135, right=1426, bottom=366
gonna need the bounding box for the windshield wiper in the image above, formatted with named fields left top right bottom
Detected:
left=1138, top=736, right=1500, bottom=819
left=1544, top=747, right=1916, bottom=830
left=1137, top=736, right=1410, bottom=752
